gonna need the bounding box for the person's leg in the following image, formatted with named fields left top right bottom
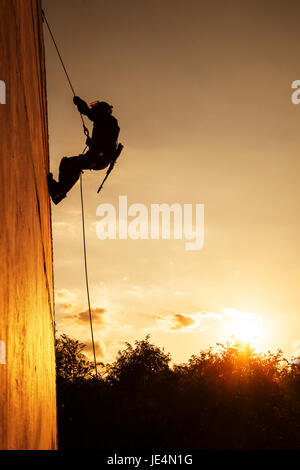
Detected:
left=48, top=154, right=85, bottom=204
left=48, top=151, right=109, bottom=204
left=47, top=173, right=66, bottom=204
left=58, top=156, right=83, bottom=193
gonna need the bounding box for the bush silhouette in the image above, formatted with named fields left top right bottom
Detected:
left=56, top=334, right=300, bottom=450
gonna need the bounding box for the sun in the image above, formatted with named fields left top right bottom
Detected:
left=222, top=308, right=263, bottom=346
left=230, top=316, right=261, bottom=343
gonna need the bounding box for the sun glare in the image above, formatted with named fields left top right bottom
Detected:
left=222, top=308, right=264, bottom=347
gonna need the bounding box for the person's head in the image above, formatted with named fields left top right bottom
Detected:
left=88, top=100, right=113, bottom=117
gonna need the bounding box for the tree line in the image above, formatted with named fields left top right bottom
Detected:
left=55, top=334, right=300, bottom=449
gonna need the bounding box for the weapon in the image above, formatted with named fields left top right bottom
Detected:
left=97, top=143, right=124, bottom=194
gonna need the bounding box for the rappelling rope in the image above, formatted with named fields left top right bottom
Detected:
left=42, top=9, right=98, bottom=378
left=42, top=10, right=89, bottom=137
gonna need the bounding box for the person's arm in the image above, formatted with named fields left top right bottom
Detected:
left=73, top=96, right=93, bottom=121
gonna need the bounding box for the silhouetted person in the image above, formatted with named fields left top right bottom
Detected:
left=48, top=96, right=120, bottom=204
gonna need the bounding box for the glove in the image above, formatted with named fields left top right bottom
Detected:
left=73, top=96, right=81, bottom=105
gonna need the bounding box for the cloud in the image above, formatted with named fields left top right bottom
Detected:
left=173, top=313, right=195, bottom=329
left=147, top=308, right=257, bottom=334
left=64, top=308, right=107, bottom=325
left=197, top=310, right=221, bottom=319
left=155, top=311, right=208, bottom=332
left=84, top=340, right=105, bottom=359
left=52, top=221, right=78, bottom=236
left=55, top=288, right=78, bottom=305
left=62, top=303, right=74, bottom=312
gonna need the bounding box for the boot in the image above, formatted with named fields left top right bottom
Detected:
left=47, top=173, right=67, bottom=205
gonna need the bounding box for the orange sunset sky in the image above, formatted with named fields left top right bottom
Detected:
left=43, top=0, right=300, bottom=364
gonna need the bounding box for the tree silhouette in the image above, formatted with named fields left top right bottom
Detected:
left=55, top=334, right=94, bottom=383
left=55, top=334, right=300, bottom=450
left=105, top=335, right=171, bottom=386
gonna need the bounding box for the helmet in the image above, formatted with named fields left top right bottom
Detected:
left=88, top=100, right=113, bottom=113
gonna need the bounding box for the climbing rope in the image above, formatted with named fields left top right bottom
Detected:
left=42, top=10, right=89, bottom=137
left=79, top=171, right=98, bottom=378
left=42, top=9, right=98, bottom=378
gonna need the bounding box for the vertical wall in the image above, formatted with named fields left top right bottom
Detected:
left=0, top=0, right=57, bottom=449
